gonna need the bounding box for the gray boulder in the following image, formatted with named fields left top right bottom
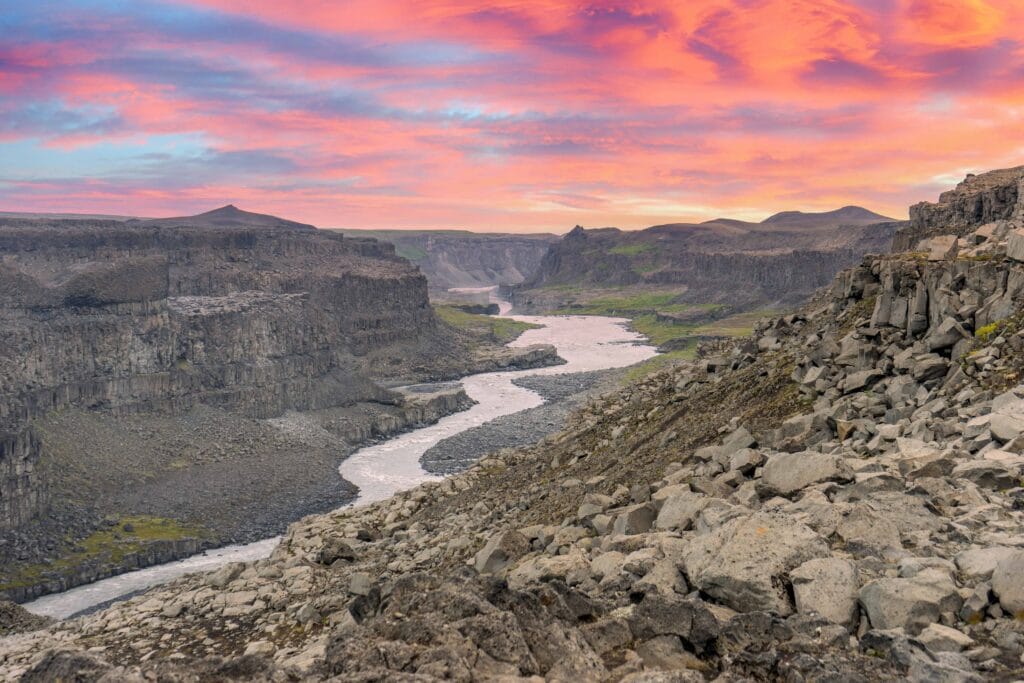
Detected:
left=474, top=530, right=530, bottom=574
left=612, top=503, right=657, bottom=535
left=859, top=569, right=962, bottom=634
left=790, top=558, right=860, bottom=628
left=758, top=451, right=853, bottom=498
left=682, top=512, right=828, bottom=614
left=991, top=550, right=1024, bottom=616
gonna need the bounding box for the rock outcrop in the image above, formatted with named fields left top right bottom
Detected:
left=896, top=165, right=1024, bottom=250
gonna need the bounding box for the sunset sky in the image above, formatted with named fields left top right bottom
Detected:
left=1, top=1, right=1023, bottom=232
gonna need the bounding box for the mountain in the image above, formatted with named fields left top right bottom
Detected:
left=136, top=204, right=317, bottom=231
left=6, top=169, right=1024, bottom=681
left=335, top=229, right=559, bottom=292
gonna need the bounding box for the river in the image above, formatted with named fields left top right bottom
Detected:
left=24, top=293, right=657, bottom=618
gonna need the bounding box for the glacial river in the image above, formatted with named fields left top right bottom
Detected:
left=24, top=292, right=657, bottom=619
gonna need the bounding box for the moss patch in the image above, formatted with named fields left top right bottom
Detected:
left=0, top=515, right=209, bottom=592
left=434, top=305, right=540, bottom=344
left=608, top=243, right=656, bottom=257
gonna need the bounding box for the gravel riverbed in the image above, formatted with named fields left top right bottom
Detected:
left=421, top=368, right=625, bottom=474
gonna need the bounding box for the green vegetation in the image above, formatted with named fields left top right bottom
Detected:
left=0, top=515, right=208, bottom=591
left=393, top=245, right=428, bottom=262
left=630, top=314, right=695, bottom=346
left=551, top=291, right=713, bottom=316
left=434, top=305, right=540, bottom=344
left=621, top=347, right=696, bottom=384
left=976, top=321, right=1001, bottom=342
left=608, top=243, right=656, bottom=256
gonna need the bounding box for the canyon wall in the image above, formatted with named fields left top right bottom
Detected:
left=0, top=221, right=445, bottom=531
left=337, top=229, right=558, bottom=291
left=514, top=215, right=904, bottom=309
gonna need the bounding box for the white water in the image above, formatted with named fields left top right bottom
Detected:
left=24, top=289, right=656, bottom=619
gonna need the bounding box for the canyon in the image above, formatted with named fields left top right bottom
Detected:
left=3, top=167, right=1024, bottom=681
left=0, top=210, right=558, bottom=603
left=334, top=229, right=558, bottom=294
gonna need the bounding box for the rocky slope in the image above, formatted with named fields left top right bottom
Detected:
left=513, top=207, right=902, bottom=311
left=5, top=174, right=1024, bottom=681
left=0, top=213, right=558, bottom=603
left=336, top=230, right=558, bottom=293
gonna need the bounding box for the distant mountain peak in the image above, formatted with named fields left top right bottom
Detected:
left=761, top=206, right=892, bottom=225
left=141, top=205, right=316, bottom=231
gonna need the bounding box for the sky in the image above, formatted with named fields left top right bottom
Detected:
left=1, top=1, right=1023, bottom=232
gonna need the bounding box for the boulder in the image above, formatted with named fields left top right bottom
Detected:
left=954, top=547, right=1018, bottom=581
left=757, top=452, right=853, bottom=498
left=654, top=491, right=708, bottom=532
left=1006, top=228, right=1024, bottom=261
left=789, top=558, right=859, bottom=628
left=926, top=318, right=971, bottom=352
left=628, top=593, right=720, bottom=652
left=916, top=623, right=975, bottom=653
left=682, top=512, right=828, bottom=615
left=612, top=503, right=657, bottom=535
left=474, top=530, right=530, bottom=574
left=991, top=550, right=1024, bottom=616
left=950, top=461, right=1017, bottom=490
left=858, top=569, right=962, bottom=634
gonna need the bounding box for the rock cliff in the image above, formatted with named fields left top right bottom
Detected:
left=513, top=208, right=903, bottom=311
left=4, top=174, right=1024, bottom=680
left=337, top=229, right=558, bottom=292
left=0, top=213, right=560, bottom=601
left=896, top=165, right=1024, bottom=250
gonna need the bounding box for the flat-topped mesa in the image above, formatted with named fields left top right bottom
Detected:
left=896, top=165, right=1024, bottom=250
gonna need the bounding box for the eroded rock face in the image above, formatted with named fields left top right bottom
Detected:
left=0, top=221, right=450, bottom=532
left=896, top=165, right=1024, bottom=249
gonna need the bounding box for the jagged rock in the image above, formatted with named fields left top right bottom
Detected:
left=859, top=569, right=963, bottom=633
left=757, top=451, right=853, bottom=497
left=789, top=558, right=859, bottom=628
left=681, top=512, right=828, bottom=614
left=613, top=503, right=657, bottom=535
left=628, top=593, right=720, bottom=652
left=474, top=530, right=530, bottom=574
left=927, top=318, right=971, bottom=351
